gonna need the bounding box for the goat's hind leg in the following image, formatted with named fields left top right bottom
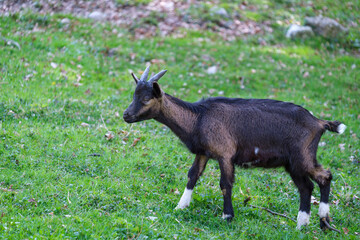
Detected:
left=287, top=165, right=314, bottom=230
left=309, top=164, right=333, bottom=230
left=175, top=154, right=209, bottom=209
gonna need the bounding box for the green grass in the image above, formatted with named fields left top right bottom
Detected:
left=1, top=2, right=360, bottom=239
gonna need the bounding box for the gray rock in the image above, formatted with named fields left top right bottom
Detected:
left=210, top=6, right=229, bottom=19
left=88, top=11, right=106, bottom=21
left=304, top=16, right=348, bottom=39
left=60, top=18, right=71, bottom=24
left=217, top=20, right=234, bottom=29
left=286, top=24, right=314, bottom=39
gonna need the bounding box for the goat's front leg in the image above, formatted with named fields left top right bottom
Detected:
left=219, top=158, right=235, bottom=221
left=175, top=154, right=209, bottom=209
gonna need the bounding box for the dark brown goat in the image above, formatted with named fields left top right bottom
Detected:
left=123, top=67, right=346, bottom=230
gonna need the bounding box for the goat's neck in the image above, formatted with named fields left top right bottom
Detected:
left=155, top=94, right=198, bottom=137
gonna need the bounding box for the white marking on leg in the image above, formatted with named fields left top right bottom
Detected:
left=318, top=202, right=330, bottom=218
left=296, top=211, right=310, bottom=230
left=337, top=124, right=346, bottom=134
left=175, top=188, right=193, bottom=209
left=222, top=213, right=232, bottom=219
left=254, top=147, right=259, bottom=155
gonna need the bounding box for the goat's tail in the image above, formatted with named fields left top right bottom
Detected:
left=323, top=120, right=346, bottom=134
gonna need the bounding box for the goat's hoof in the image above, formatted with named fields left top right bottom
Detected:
left=175, top=204, right=188, bottom=210
left=222, top=213, right=234, bottom=222
left=296, top=224, right=309, bottom=230
left=320, top=216, right=331, bottom=230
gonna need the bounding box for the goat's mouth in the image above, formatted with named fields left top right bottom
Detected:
left=123, top=116, right=137, bottom=123
left=123, top=113, right=138, bottom=123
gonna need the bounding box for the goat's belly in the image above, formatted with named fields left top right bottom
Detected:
left=235, top=148, right=288, bottom=169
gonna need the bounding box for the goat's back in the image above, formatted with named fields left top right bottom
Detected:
left=196, top=97, right=323, bottom=157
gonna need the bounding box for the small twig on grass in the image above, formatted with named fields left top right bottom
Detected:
left=1, top=36, right=21, bottom=49
left=322, top=217, right=341, bottom=233
left=244, top=197, right=296, bottom=223
left=247, top=204, right=296, bottom=223
left=100, top=114, right=109, bottom=131
left=67, top=191, right=71, bottom=204
left=175, top=218, right=185, bottom=229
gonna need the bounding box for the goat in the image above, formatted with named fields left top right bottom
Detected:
left=123, top=66, right=346, bottom=230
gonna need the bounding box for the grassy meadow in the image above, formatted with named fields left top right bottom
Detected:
left=1, top=1, right=359, bottom=239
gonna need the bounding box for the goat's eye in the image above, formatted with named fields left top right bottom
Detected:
left=142, top=97, right=151, bottom=104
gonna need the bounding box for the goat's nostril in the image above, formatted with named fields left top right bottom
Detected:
left=123, top=111, right=134, bottom=122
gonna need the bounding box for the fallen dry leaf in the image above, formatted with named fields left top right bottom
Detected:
left=24, top=73, right=34, bottom=81
left=80, top=122, right=90, bottom=127
left=150, top=59, right=165, bottom=64
left=206, top=66, right=217, bottom=74
left=28, top=198, right=38, bottom=206
left=131, top=137, right=141, bottom=147
left=208, top=89, right=216, bottom=94
left=194, top=227, right=204, bottom=232
left=343, top=227, right=349, bottom=235
left=0, top=187, right=17, bottom=193
left=311, top=195, right=319, bottom=205
left=105, top=131, right=114, bottom=140
left=129, top=53, right=136, bottom=60
left=50, top=62, right=58, bottom=68
left=339, top=143, right=345, bottom=151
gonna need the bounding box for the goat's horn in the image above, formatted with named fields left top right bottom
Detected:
left=131, top=72, right=140, bottom=83
left=140, top=66, right=150, bottom=82
left=149, top=70, right=167, bottom=83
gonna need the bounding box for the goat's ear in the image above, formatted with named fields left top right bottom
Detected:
left=152, top=82, right=163, bottom=98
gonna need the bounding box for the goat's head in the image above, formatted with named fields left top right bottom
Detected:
left=123, top=66, right=167, bottom=123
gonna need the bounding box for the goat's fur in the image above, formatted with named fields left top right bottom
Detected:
left=123, top=67, right=346, bottom=230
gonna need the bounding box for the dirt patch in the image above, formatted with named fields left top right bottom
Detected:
left=0, top=0, right=272, bottom=40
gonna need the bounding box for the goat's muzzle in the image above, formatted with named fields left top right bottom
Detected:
left=123, top=110, right=136, bottom=123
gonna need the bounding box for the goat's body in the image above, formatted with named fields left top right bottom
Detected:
left=153, top=94, right=343, bottom=229
left=123, top=68, right=345, bottom=230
